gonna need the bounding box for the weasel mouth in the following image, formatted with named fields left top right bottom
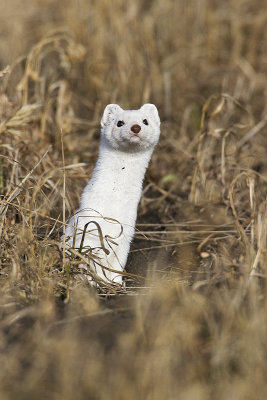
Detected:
left=129, top=134, right=141, bottom=143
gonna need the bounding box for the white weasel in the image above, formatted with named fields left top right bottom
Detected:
left=63, top=103, right=161, bottom=285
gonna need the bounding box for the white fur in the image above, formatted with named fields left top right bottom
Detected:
left=63, top=103, right=160, bottom=285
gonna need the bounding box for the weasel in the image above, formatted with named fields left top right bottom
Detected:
left=63, top=103, right=161, bottom=285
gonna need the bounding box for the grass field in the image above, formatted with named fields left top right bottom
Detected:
left=0, top=1, right=267, bottom=399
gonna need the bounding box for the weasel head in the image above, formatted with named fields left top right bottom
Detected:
left=100, top=104, right=160, bottom=152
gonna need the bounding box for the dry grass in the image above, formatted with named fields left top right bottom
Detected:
left=0, top=0, right=267, bottom=399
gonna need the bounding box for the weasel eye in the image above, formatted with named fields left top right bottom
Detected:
left=117, top=120, right=124, bottom=127
left=143, top=119, right=148, bottom=125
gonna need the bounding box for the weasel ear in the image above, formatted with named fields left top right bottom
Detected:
left=101, top=104, right=123, bottom=127
left=140, top=103, right=160, bottom=126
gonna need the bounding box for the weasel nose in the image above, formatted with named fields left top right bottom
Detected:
left=131, top=124, right=141, bottom=134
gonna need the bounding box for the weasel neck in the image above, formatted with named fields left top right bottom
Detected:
left=79, top=140, right=154, bottom=220
left=93, top=139, right=154, bottom=183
